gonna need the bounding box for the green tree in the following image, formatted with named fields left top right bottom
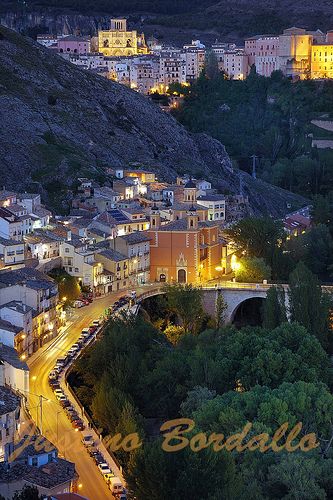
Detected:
left=267, top=453, right=331, bottom=500
left=180, top=385, right=216, bottom=417
left=125, top=438, right=240, bottom=500
left=312, top=194, right=331, bottom=226
left=215, top=289, right=228, bottom=328
left=49, top=268, right=80, bottom=304
left=226, top=217, right=284, bottom=265
left=289, top=262, right=331, bottom=349
left=235, top=257, right=271, bottom=283
left=91, top=375, right=129, bottom=434
left=165, top=283, right=204, bottom=333
left=204, top=50, right=219, bottom=80
left=262, top=286, right=287, bottom=329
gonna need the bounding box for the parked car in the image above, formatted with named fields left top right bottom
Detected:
left=56, top=357, right=67, bottom=366
left=73, top=300, right=85, bottom=308
left=88, top=324, right=97, bottom=334
left=57, top=394, right=67, bottom=403
left=65, top=407, right=75, bottom=416
left=108, top=477, right=124, bottom=496
left=72, top=419, right=85, bottom=430
left=60, top=398, right=71, bottom=408
left=82, top=434, right=94, bottom=447
left=49, top=381, right=60, bottom=390
left=68, top=412, right=80, bottom=421
left=92, top=319, right=101, bottom=327
left=98, top=463, right=112, bottom=476
left=94, top=453, right=105, bottom=465
left=87, top=446, right=99, bottom=457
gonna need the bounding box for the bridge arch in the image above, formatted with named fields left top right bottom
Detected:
left=230, top=296, right=266, bottom=327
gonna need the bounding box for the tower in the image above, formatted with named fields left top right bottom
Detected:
left=187, top=205, right=198, bottom=230
left=183, top=178, right=197, bottom=203
left=110, top=19, right=127, bottom=31
left=150, top=203, right=161, bottom=229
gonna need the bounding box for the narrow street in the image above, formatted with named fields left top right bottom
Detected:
left=26, top=290, right=143, bottom=500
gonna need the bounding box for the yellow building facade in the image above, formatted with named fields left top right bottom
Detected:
left=311, top=44, right=333, bottom=78
left=98, top=19, right=148, bottom=57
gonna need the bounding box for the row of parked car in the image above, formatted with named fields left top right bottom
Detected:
left=48, top=320, right=102, bottom=431
left=82, top=435, right=126, bottom=499
left=48, top=298, right=131, bottom=499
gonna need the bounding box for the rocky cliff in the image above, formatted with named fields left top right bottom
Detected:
left=0, top=25, right=306, bottom=215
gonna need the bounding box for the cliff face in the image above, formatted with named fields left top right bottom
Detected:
left=0, top=25, right=306, bottom=215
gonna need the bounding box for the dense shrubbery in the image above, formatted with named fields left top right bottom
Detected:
left=70, top=296, right=333, bottom=499
left=175, top=70, right=333, bottom=199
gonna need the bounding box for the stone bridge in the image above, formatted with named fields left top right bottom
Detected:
left=137, top=282, right=333, bottom=324
left=136, top=283, right=282, bottom=324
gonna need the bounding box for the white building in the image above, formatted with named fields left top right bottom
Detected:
left=223, top=49, right=248, bottom=80
left=0, top=344, right=29, bottom=397
left=0, top=207, right=30, bottom=241
left=197, top=194, right=226, bottom=221
left=0, top=238, right=25, bottom=269
left=60, top=237, right=110, bottom=295
left=0, top=301, right=33, bottom=355
left=115, top=232, right=151, bottom=285
left=159, top=50, right=186, bottom=90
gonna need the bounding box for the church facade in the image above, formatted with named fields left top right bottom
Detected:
left=98, top=19, right=149, bottom=57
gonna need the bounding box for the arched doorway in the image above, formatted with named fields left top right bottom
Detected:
left=159, top=273, right=166, bottom=282
left=178, top=269, right=186, bottom=283
left=232, top=297, right=266, bottom=328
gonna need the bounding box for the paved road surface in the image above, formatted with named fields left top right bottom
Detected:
left=27, top=291, right=142, bottom=500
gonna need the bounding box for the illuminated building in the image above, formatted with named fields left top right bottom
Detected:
left=148, top=205, right=226, bottom=284
left=311, top=32, right=333, bottom=78
left=98, top=19, right=148, bottom=57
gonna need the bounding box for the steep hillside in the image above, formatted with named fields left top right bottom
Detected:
left=1, top=0, right=333, bottom=44
left=0, top=25, right=306, bottom=215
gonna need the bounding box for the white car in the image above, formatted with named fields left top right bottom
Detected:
left=57, top=394, right=67, bottom=403
left=54, top=389, right=63, bottom=397
left=98, top=463, right=112, bottom=476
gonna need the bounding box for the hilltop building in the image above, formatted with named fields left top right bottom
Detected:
left=98, top=19, right=148, bottom=57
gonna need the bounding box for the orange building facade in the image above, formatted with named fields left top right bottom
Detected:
left=148, top=208, right=225, bottom=284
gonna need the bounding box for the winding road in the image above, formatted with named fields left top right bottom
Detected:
left=26, top=287, right=152, bottom=500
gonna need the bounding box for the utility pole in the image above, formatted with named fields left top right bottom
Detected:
left=39, top=394, right=48, bottom=435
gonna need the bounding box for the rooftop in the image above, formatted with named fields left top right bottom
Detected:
left=97, top=248, right=128, bottom=262
left=0, top=207, right=19, bottom=223
left=0, top=236, right=23, bottom=247
left=0, top=343, right=29, bottom=370
left=0, top=385, right=20, bottom=416
left=0, top=300, right=33, bottom=314
left=18, top=193, right=40, bottom=200
left=119, top=232, right=151, bottom=244
left=155, top=219, right=218, bottom=232
left=13, top=435, right=56, bottom=461
left=0, top=267, right=55, bottom=290
left=0, top=190, right=16, bottom=201
left=197, top=194, right=225, bottom=202
left=0, top=319, right=22, bottom=334
left=0, top=457, right=76, bottom=489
